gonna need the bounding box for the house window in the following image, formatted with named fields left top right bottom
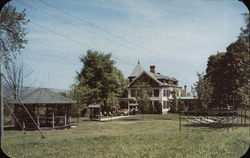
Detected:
left=153, top=89, right=159, bottom=97
left=163, top=89, right=171, bottom=97
left=148, top=90, right=153, bottom=97
left=131, top=90, right=136, bottom=97
left=163, top=101, right=169, bottom=109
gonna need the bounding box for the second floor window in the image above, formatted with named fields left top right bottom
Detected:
left=148, top=90, right=153, bottom=97
left=154, top=89, right=159, bottom=97
left=131, top=90, right=136, bottom=97
left=163, top=89, right=171, bottom=97
left=163, top=101, right=169, bottom=109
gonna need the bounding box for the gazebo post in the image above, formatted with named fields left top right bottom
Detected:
left=64, top=113, right=67, bottom=126
left=232, top=111, right=234, bottom=131
left=99, top=107, right=101, bottom=121
left=187, top=101, right=189, bottom=130
left=46, top=104, right=48, bottom=125
left=22, top=121, right=25, bottom=131
left=52, top=106, right=55, bottom=128
left=227, top=111, right=229, bottom=132
left=179, top=111, right=181, bottom=132
left=241, top=109, right=243, bottom=126
left=69, top=115, right=71, bottom=125
left=37, top=106, right=40, bottom=128
left=37, top=115, right=40, bottom=128
left=237, top=109, right=239, bottom=128
left=69, top=105, right=71, bottom=125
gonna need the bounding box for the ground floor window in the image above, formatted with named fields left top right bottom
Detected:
left=163, top=101, right=169, bottom=109
left=153, top=89, right=159, bottom=97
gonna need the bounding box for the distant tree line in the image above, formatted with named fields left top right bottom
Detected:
left=193, top=13, right=249, bottom=110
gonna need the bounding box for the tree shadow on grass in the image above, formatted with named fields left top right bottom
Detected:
left=4, top=126, right=18, bottom=130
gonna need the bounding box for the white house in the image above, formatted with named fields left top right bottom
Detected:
left=125, top=61, right=183, bottom=114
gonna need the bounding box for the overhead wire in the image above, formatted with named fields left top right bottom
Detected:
left=15, top=0, right=162, bottom=68
left=16, top=0, right=136, bottom=67
left=16, top=0, right=147, bottom=59
left=14, top=0, right=197, bottom=79
left=32, top=0, right=195, bottom=72
left=29, top=21, right=134, bottom=66
left=35, top=0, right=170, bottom=57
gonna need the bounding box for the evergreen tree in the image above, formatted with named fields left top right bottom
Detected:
left=204, top=13, right=249, bottom=109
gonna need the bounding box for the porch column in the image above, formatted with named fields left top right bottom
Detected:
left=161, top=100, right=164, bottom=111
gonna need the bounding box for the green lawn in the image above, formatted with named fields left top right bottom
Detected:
left=1, top=114, right=249, bottom=158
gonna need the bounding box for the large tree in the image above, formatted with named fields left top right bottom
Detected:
left=223, top=41, right=249, bottom=108
left=205, top=52, right=228, bottom=108
left=71, top=50, right=126, bottom=113
left=0, top=5, right=29, bottom=64
left=135, top=82, right=151, bottom=119
left=204, top=13, right=249, bottom=109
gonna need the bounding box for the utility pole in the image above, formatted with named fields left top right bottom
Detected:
left=0, top=60, right=3, bottom=139
left=0, top=0, right=11, bottom=140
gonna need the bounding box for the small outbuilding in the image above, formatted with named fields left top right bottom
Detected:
left=88, top=104, right=101, bottom=121
left=8, top=88, right=76, bottom=129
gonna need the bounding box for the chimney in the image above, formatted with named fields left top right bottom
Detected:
left=150, top=65, right=156, bottom=74
left=184, top=85, right=187, bottom=96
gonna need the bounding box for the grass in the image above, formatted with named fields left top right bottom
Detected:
left=1, top=114, right=250, bottom=158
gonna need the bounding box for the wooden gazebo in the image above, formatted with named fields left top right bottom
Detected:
left=8, top=88, right=76, bottom=129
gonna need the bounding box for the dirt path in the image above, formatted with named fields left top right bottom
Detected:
left=100, top=116, right=132, bottom=121
left=79, top=118, right=173, bottom=125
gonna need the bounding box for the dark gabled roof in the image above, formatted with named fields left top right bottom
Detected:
left=128, top=62, right=179, bottom=87
left=128, top=71, right=163, bottom=86
left=152, top=72, right=178, bottom=81
left=128, top=70, right=178, bottom=87
left=8, top=88, right=76, bottom=104
left=129, top=61, right=144, bottom=77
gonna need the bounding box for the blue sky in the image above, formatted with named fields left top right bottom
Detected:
left=7, top=0, right=248, bottom=91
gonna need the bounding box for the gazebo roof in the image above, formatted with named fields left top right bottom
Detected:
left=8, top=88, right=77, bottom=105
